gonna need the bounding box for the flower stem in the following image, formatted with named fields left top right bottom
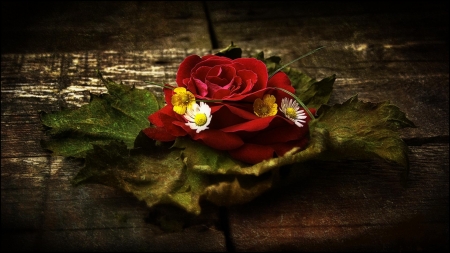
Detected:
left=268, top=46, right=325, bottom=79
left=145, top=81, right=175, bottom=89
left=197, top=99, right=223, bottom=103
left=272, top=87, right=315, bottom=120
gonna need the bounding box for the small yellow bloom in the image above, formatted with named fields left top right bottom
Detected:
left=253, top=94, right=278, bottom=117
left=171, top=87, right=196, bottom=115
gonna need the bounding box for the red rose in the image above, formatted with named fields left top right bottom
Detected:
left=144, top=55, right=315, bottom=164
left=176, top=55, right=295, bottom=101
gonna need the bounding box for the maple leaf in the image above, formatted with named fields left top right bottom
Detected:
left=40, top=73, right=160, bottom=158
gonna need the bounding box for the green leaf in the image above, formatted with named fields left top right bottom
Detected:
left=311, top=95, right=416, bottom=168
left=72, top=94, right=415, bottom=215
left=287, top=70, right=335, bottom=109
left=215, top=41, right=242, bottom=59
left=40, top=73, right=160, bottom=158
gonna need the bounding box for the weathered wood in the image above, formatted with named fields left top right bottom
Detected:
left=1, top=1, right=448, bottom=252
left=206, top=2, right=448, bottom=49
left=227, top=143, right=449, bottom=251
left=2, top=47, right=448, bottom=251
left=205, top=1, right=449, bottom=251
left=1, top=1, right=212, bottom=53
left=1, top=49, right=229, bottom=251
left=1, top=44, right=447, bottom=158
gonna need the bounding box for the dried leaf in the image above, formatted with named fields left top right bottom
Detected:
left=311, top=95, right=416, bottom=168
left=72, top=140, right=193, bottom=210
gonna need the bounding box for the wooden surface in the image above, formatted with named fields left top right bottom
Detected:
left=1, top=1, right=448, bottom=252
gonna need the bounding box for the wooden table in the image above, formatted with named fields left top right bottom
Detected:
left=2, top=2, right=448, bottom=251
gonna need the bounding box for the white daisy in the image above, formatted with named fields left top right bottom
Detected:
left=184, top=102, right=212, bottom=133
left=280, top=97, right=307, bottom=127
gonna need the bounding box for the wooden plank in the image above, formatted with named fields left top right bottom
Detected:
left=204, top=1, right=449, bottom=251
left=39, top=227, right=226, bottom=252
left=206, top=2, right=448, bottom=49
left=227, top=143, right=449, bottom=251
left=1, top=44, right=447, bottom=159
left=2, top=47, right=447, bottom=251
left=237, top=44, right=449, bottom=140
left=1, top=49, right=228, bottom=252
left=1, top=1, right=212, bottom=53
left=1, top=157, right=49, bottom=230
left=1, top=1, right=448, bottom=251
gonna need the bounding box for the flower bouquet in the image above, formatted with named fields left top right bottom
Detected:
left=40, top=43, right=415, bottom=215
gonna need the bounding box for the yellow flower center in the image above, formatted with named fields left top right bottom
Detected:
left=180, top=94, right=190, bottom=103
left=286, top=107, right=297, bottom=119
left=194, top=113, right=208, bottom=126
left=253, top=94, right=278, bottom=117
left=171, top=87, right=195, bottom=115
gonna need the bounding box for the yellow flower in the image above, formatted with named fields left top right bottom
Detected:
left=171, top=87, right=196, bottom=115
left=253, top=94, right=278, bottom=117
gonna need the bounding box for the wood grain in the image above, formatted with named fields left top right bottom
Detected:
left=227, top=143, right=449, bottom=251
left=207, top=1, right=449, bottom=251
left=1, top=1, right=212, bottom=53
left=1, top=49, right=228, bottom=251
left=1, top=1, right=448, bottom=252
left=206, top=2, right=448, bottom=49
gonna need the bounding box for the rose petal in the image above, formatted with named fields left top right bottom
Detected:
left=194, top=66, right=212, bottom=80
left=222, top=88, right=268, bottom=102
left=228, top=143, right=274, bottom=164
left=225, top=103, right=260, bottom=120
left=212, top=89, right=231, bottom=99
left=148, top=105, right=173, bottom=127
left=208, top=76, right=229, bottom=87
left=193, top=78, right=209, bottom=96
left=267, top=71, right=294, bottom=93
left=192, top=129, right=244, bottom=150
left=221, top=115, right=288, bottom=133
left=207, top=65, right=222, bottom=77
left=163, top=88, right=174, bottom=107
left=206, top=79, right=227, bottom=95
left=248, top=123, right=309, bottom=144
left=216, top=65, right=237, bottom=83
left=196, top=57, right=233, bottom=70
left=206, top=104, right=248, bottom=129
left=159, top=113, right=187, bottom=137
left=234, top=58, right=268, bottom=91
left=234, top=69, right=257, bottom=94
left=176, top=55, right=202, bottom=86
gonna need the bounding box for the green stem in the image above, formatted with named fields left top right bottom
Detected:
left=272, top=87, right=315, bottom=120
left=197, top=99, right=223, bottom=103
left=268, top=46, right=325, bottom=79
left=145, top=81, right=175, bottom=89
